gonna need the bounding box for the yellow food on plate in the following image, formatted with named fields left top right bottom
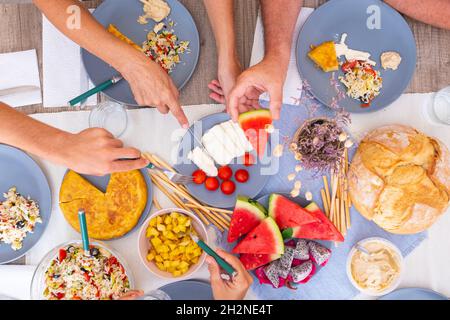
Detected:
left=138, top=0, right=171, bottom=24
left=59, top=170, right=147, bottom=239
left=348, top=125, right=450, bottom=234
left=308, top=41, right=339, bottom=72
left=145, top=212, right=203, bottom=277
left=107, top=24, right=142, bottom=51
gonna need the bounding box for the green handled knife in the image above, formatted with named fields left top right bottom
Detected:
left=69, top=75, right=123, bottom=106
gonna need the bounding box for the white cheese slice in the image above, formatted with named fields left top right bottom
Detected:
left=230, top=121, right=253, bottom=152
left=202, top=126, right=235, bottom=165
left=220, top=120, right=246, bottom=158
left=187, top=147, right=218, bottom=177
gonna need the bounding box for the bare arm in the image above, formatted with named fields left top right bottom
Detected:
left=32, top=0, right=188, bottom=126
left=0, top=102, right=148, bottom=175
left=385, top=0, right=450, bottom=30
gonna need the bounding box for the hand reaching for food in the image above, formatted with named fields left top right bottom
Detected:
left=58, top=128, right=149, bottom=176
left=206, top=249, right=253, bottom=300
left=227, top=57, right=285, bottom=122
left=208, top=56, right=242, bottom=105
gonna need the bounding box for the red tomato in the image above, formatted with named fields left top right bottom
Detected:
left=58, top=249, right=67, bottom=262
left=341, top=60, right=358, bottom=72
left=364, top=67, right=377, bottom=77
left=192, top=170, right=207, bottom=184
left=205, top=177, right=220, bottom=191
left=218, top=166, right=233, bottom=180
left=235, top=169, right=249, bottom=183
left=221, top=180, right=236, bottom=195
left=243, top=153, right=255, bottom=167
left=54, top=292, right=65, bottom=300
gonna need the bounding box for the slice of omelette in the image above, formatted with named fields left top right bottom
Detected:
left=59, top=170, right=147, bottom=240
left=108, top=24, right=143, bottom=52
left=308, top=41, right=339, bottom=72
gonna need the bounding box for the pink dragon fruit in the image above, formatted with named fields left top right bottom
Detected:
left=293, top=239, right=310, bottom=260
left=255, top=261, right=286, bottom=288
left=308, top=241, right=331, bottom=266
left=279, top=247, right=295, bottom=271
left=288, top=260, right=316, bottom=284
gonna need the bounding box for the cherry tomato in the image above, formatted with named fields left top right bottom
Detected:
left=54, top=292, right=65, bottom=300
left=364, top=68, right=376, bottom=77
left=235, top=169, right=249, bottom=183
left=58, top=249, right=67, bottom=262
left=341, top=60, right=358, bottom=72
left=192, top=169, right=207, bottom=184
left=205, top=177, right=220, bottom=191
left=218, top=166, right=233, bottom=181
left=243, top=153, right=255, bottom=167
left=221, top=180, right=236, bottom=195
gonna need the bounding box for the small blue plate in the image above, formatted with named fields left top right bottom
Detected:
left=59, top=168, right=153, bottom=240
left=159, top=279, right=213, bottom=300
left=379, top=288, right=448, bottom=300
left=175, top=112, right=272, bottom=209
left=82, top=0, right=200, bottom=106
left=297, top=0, right=416, bottom=113
left=0, top=144, right=52, bottom=264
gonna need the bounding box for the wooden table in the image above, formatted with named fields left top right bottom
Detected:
left=1, top=0, right=449, bottom=116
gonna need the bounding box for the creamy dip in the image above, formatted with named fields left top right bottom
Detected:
left=335, top=33, right=376, bottom=65
left=381, top=51, right=402, bottom=70
left=138, top=0, right=171, bottom=24
left=350, top=240, right=401, bottom=293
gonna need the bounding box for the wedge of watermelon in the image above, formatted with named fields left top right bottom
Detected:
left=228, top=196, right=267, bottom=243
left=268, top=194, right=318, bottom=229
left=282, top=202, right=344, bottom=242
left=238, top=109, right=272, bottom=158
left=239, top=253, right=281, bottom=270
left=232, top=217, right=284, bottom=254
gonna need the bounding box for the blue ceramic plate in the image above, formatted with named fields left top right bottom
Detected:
left=60, top=168, right=153, bottom=240
left=379, top=288, right=448, bottom=300
left=159, top=279, right=213, bottom=300
left=175, top=112, right=272, bottom=209
left=297, top=0, right=416, bottom=113
left=0, top=145, right=52, bottom=264
left=82, top=0, right=200, bottom=106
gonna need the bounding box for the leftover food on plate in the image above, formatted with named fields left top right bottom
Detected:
left=44, top=244, right=130, bottom=300
left=349, top=239, right=401, bottom=294
left=0, top=187, right=41, bottom=251
left=138, top=0, right=171, bottom=24
left=59, top=170, right=147, bottom=239
left=348, top=125, right=450, bottom=234
left=339, top=60, right=382, bottom=107
left=334, top=33, right=376, bottom=66
left=145, top=212, right=203, bottom=277
left=142, top=23, right=190, bottom=73
left=381, top=51, right=402, bottom=70
left=308, top=41, right=339, bottom=72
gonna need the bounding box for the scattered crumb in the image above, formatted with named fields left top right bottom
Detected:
left=339, top=132, right=348, bottom=142
left=290, top=188, right=300, bottom=198
left=294, top=153, right=302, bottom=161
left=295, top=165, right=303, bottom=172
left=273, top=144, right=284, bottom=157
left=305, top=191, right=313, bottom=201
left=344, top=139, right=354, bottom=148
left=294, top=181, right=302, bottom=190
left=287, top=173, right=296, bottom=181
left=289, top=143, right=298, bottom=151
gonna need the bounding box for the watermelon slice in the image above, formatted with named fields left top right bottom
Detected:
left=228, top=196, right=267, bottom=243
left=239, top=253, right=281, bottom=270
left=232, top=217, right=284, bottom=254
left=268, top=194, right=318, bottom=229
left=282, top=202, right=344, bottom=242
left=238, top=109, right=272, bottom=158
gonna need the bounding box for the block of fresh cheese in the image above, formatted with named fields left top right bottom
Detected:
left=187, top=147, right=218, bottom=177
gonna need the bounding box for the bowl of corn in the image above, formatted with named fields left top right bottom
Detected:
left=137, top=208, right=208, bottom=279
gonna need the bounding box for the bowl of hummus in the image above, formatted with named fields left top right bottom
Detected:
left=346, top=237, right=403, bottom=296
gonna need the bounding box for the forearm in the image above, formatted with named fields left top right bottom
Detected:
left=385, top=0, right=450, bottom=30
left=0, top=103, right=68, bottom=164
left=33, top=0, right=144, bottom=73
left=260, top=0, right=302, bottom=66
left=203, top=0, right=237, bottom=61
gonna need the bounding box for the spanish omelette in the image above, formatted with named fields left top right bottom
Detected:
left=59, top=170, right=148, bottom=239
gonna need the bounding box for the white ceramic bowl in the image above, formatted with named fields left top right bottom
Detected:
left=346, top=237, right=403, bottom=297
left=30, top=240, right=134, bottom=300
left=137, top=208, right=208, bottom=280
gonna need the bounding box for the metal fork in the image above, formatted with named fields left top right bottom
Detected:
left=146, top=163, right=193, bottom=185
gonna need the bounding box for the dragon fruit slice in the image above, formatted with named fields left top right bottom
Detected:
left=264, top=261, right=281, bottom=288
left=293, top=239, right=310, bottom=260
left=279, top=247, right=295, bottom=270
left=289, top=260, right=316, bottom=284
left=308, top=241, right=331, bottom=266
left=255, top=261, right=287, bottom=288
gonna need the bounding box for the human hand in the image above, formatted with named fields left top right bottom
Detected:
left=56, top=128, right=149, bottom=176
left=119, top=52, right=189, bottom=128
left=208, top=56, right=242, bottom=107
left=118, top=290, right=144, bottom=300
left=228, top=57, right=286, bottom=121
left=207, top=249, right=253, bottom=300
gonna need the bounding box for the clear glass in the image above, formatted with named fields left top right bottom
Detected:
left=89, top=100, right=128, bottom=137
left=426, top=86, right=450, bottom=125
left=30, top=240, right=134, bottom=300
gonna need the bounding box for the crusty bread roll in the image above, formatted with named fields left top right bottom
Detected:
left=348, top=125, right=450, bottom=234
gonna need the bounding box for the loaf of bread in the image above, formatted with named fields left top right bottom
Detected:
left=348, top=125, right=449, bottom=234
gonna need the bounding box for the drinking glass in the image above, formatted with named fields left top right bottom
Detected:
left=89, top=100, right=128, bottom=137
left=425, top=86, right=450, bottom=125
